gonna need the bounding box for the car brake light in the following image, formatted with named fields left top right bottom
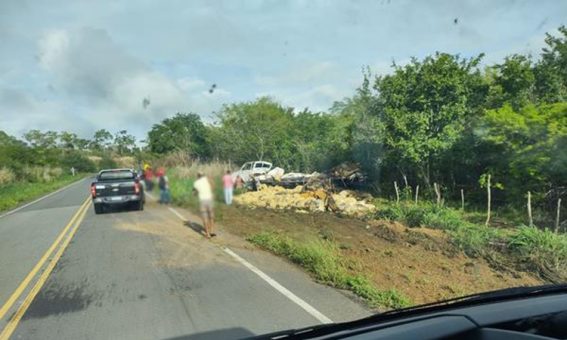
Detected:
left=90, top=183, right=96, bottom=197
left=134, top=182, right=140, bottom=194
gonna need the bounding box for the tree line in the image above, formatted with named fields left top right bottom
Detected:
left=2, top=26, right=566, bottom=224
left=146, top=26, right=567, bottom=223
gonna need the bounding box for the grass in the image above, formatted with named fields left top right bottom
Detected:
left=508, top=226, right=567, bottom=282
left=0, top=175, right=80, bottom=213
left=247, top=232, right=411, bottom=309
left=374, top=201, right=567, bottom=282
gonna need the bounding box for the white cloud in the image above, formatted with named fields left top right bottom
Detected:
left=20, top=27, right=232, bottom=138
left=177, top=77, right=206, bottom=92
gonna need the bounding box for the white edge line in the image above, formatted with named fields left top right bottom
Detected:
left=145, top=192, right=155, bottom=200
left=163, top=204, right=332, bottom=324
left=0, top=177, right=89, bottom=219
left=168, top=207, right=186, bottom=221
left=223, top=248, right=333, bottom=324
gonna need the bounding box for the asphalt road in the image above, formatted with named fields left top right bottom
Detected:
left=0, top=178, right=370, bottom=339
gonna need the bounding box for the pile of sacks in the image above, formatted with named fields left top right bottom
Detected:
left=233, top=185, right=376, bottom=218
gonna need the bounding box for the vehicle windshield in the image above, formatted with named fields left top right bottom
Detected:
left=98, top=171, right=135, bottom=181
left=0, top=1, right=565, bottom=339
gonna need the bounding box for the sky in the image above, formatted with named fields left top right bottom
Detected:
left=1, top=0, right=566, bottom=141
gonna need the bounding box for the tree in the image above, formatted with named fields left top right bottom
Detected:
left=533, top=26, right=567, bottom=103
left=147, top=113, right=208, bottom=157
left=489, top=54, right=536, bottom=109
left=90, top=129, right=113, bottom=151
left=113, top=130, right=136, bottom=155
left=480, top=103, right=567, bottom=203
left=372, top=53, right=487, bottom=187
left=23, top=130, right=58, bottom=149
left=213, top=97, right=295, bottom=166
left=59, top=131, right=79, bottom=149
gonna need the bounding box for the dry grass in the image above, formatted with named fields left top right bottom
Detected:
left=0, top=167, right=16, bottom=185
left=115, top=156, right=136, bottom=168
left=22, top=166, right=64, bottom=182
left=169, top=160, right=231, bottom=180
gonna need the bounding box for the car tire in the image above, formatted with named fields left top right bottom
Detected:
left=94, top=203, right=104, bottom=214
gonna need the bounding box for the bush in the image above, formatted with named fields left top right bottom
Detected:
left=21, top=166, right=64, bottom=183
left=508, top=226, right=567, bottom=282
left=449, top=224, right=500, bottom=258
left=98, top=155, right=118, bottom=170
left=60, top=152, right=96, bottom=172
left=376, top=203, right=467, bottom=230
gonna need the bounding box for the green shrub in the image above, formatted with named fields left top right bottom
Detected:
left=60, top=152, right=96, bottom=172
left=449, top=224, right=500, bottom=257
left=508, top=226, right=567, bottom=281
left=375, top=205, right=404, bottom=221
left=376, top=203, right=466, bottom=230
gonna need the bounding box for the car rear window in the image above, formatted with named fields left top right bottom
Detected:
left=99, top=170, right=135, bottom=180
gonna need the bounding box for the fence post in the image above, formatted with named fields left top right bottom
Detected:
left=527, top=191, right=533, bottom=227
left=415, top=185, right=419, bottom=205
left=461, top=189, right=465, bottom=211
left=394, top=181, right=400, bottom=204
left=434, top=183, right=441, bottom=207
left=485, top=174, right=491, bottom=226
left=556, top=198, right=562, bottom=233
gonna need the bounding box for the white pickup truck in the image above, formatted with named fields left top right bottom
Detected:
left=232, top=161, right=273, bottom=183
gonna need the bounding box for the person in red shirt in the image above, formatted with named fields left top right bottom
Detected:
left=222, top=170, right=234, bottom=205
left=144, top=166, right=154, bottom=192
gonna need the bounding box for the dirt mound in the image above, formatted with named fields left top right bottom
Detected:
left=217, top=206, right=543, bottom=306
left=233, top=185, right=376, bottom=218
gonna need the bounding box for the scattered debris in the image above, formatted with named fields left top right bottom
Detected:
left=233, top=185, right=376, bottom=218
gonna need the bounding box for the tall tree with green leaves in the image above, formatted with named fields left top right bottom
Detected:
left=113, top=130, right=136, bottom=155
left=212, top=97, right=295, bottom=167
left=147, top=113, right=208, bottom=157
left=373, top=53, right=487, bottom=187
left=90, top=129, right=114, bottom=151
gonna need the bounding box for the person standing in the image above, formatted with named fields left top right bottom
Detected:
left=192, top=172, right=215, bottom=238
left=157, top=167, right=171, bottom=204
left=222, top=170, right=234, bottom=205
left=144, top=165, right=154, bottom=192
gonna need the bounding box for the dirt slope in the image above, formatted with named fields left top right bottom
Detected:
left=216, top=206, right=543, bottom=306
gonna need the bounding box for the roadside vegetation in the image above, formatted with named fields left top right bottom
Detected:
left=375, top=201, right=567, bottom=283
left=0, top=174, right=78, bottom=212
left=248, top=232, right=411, bottom=309
left=0, top=128, right=140, bottom=212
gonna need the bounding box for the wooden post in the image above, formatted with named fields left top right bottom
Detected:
left=434, top=183, right=441, bottom=206
left=394, top=181, right=400, bottom=204
left=485, top=174, right=491, bottom=226
left=527, top=191, right=533, bottom=227
left=555, top=198, right=561, bottom=233
left=415, top=185, right=419, bottom=204
left=461, top=189, right=465, bottom=211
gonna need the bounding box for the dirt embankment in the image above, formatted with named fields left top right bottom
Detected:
left=217, top=206, right=543, bottom=306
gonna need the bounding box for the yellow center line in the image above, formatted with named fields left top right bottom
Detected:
left=0, top=196, right=91, bottom=321
left=0, top=199, right=91, bottom=340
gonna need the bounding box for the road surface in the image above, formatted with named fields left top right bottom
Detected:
left=0, top=178, right=370, bottom=339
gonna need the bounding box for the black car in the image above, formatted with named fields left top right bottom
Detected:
left=90, top=168, right=144, bottom=214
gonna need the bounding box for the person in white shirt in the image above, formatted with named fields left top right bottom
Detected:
left=192, top=172, right=215, bottom=238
